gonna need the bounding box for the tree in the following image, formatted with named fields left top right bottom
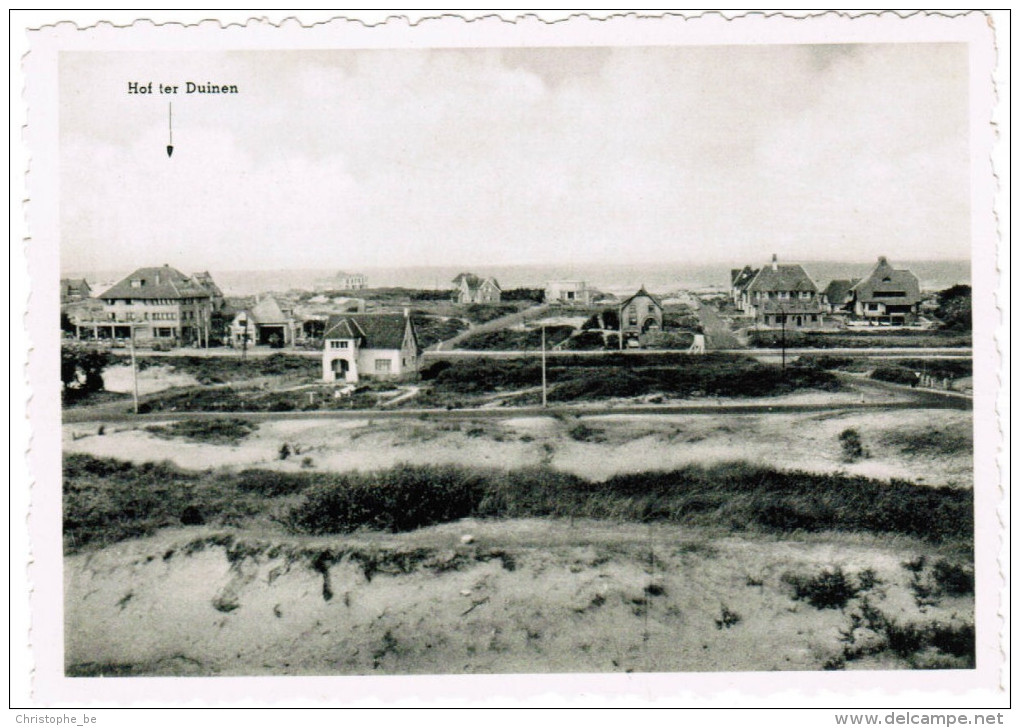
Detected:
left=61, top=344, right=111, bottom=391
left=936, top=284, right=971, bottom=331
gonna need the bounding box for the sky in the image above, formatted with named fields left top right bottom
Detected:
left=59, top=43, right=971, bottom=273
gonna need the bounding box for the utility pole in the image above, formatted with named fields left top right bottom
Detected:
left=780, top=307, right=787, bottom=372
left=541, top=324, right=548, bottom=408
left=129, top=320, right=139, bottom=414
left=242, top=313, right=249, bottom=362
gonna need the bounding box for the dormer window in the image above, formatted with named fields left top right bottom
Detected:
left=130, top=279, right=144, bottom=288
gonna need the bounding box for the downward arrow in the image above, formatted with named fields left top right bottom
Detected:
left=167, top=102, right=174, bottom=158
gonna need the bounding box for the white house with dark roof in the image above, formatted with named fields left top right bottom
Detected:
left=850, top=257, right=922, bottom=324
left=322, top=311, right=420, bottom=383
left=743, top=254, right=825, bottom=328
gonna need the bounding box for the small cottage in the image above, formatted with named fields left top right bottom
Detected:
left=452, top=273, right=501, bottom=304
left=619, top=286, right=664, bottom=344
left=230, top=296, right=299, bottom=348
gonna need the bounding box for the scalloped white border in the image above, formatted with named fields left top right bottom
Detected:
left=12, top=9, right=1008, bottom=709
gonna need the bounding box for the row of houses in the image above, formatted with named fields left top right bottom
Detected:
left=730, top=255, right=922, bottom=328
left=452, top=273, right=596, bottom=306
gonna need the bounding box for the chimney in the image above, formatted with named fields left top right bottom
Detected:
left=878, top=256, right=888, bottom=265
left=771, top=254, right=778, bottom=271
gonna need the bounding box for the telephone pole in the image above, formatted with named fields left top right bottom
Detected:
left=541, top=324, right=548, bottom=408
left=129, top=320, right=139, bottom=414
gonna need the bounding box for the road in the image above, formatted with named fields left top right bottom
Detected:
left=423, top=347, right=972, bottom=360
left=63, top=393, right=970, bottom=425
left=692, top=300, right=742, bottom=349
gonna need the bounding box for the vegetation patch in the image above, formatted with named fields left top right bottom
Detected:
left=145, top=417, right=259, bottom=445
left=113, top=353, right=320, bottom=385
left=838, top=428, right=867, bottom=463
left=837, top=598, right=974, bottom=669
left=430, top=353, right=837, bottom=401
left=747, top=330, right=971, bottom=349
left=782, top=566, right=877, bottom=610
left=64, top=455, right=973, bottom=553
left=880, top=423, right=972, bottom=457
left=455, top=325, right=575, bottom=351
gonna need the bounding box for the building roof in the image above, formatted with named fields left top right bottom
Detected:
left=248, top=296, right=291, bottom=325
left=323, top=313, right=416, bottom=351
left=619, top=286, right=663, bottom=311
left=453, top=273, right=500, bottom=293
left=746, top=258, right=818, bottom=293
left=731, top=267, right=759, bottom=293
left=100, top=265, right=211, bottom=301
left=851, top=257, right=921, bottom=305
left=61, top=277, right=91, bottom=291
left=822, top=279, right=858, bottom=306
left=192, top=271, right=223, bottom=298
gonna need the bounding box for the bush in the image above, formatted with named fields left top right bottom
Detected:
left=839, top=428, right=866, bottom=462
left=783, top=567, right=861, bottom=609
left=870, top=366, right=919, bottom=386
left=931, top=559, right=975, bottom=596
left=64, top=455, right=974, bottom=552
left=286, top=464, right=488, bottom=534
left=62, top=344, right=111, bottom=392
left=145, top=417, right=258, bottom=445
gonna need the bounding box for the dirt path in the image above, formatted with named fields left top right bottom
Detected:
left=693, top=300, right=743, bottom=349
left=433, top=304, right=551, bottom=350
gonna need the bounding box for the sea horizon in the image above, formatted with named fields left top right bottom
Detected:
left=64, top=259, right=972, bottom=298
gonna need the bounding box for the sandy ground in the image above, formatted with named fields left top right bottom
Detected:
left=64, top=520, right=971, bottom=676
left=103, top=365, right=200, bottom=395
left=63, top=409, right=973, bottom=487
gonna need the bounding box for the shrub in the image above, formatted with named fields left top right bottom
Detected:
left=881, top=425, right=972, bottom=457
left=783, top=567, right=860, bottom=609
left=567, top=422, right=602, bottom=442
left=64, top=455, right=974, bottom=551
left=715, top=604, right=742, bottom=629
left=286, top=464, right=488, bottom=534
left=838, top=428, right=866, bottom=462
left=145, top=417, right=258, bottom=445
left=931, top=559, right=974, bottom=596
left=870, top=366, right=920, bottom=386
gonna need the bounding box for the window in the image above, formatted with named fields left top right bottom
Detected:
left=329, top=340, right=349, bottom=349
left=375, top=359, right=392, bottom=373
left=628, top=306, right=638, bottom=325
left=131, top=279, right=143, bottom=288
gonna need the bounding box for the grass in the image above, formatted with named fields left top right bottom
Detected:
left=747, top=330, right=972, bottom=349
left=64, top=454, right=973, bottom=553
left=454, top=325, right=575, bottom=351
left=880, top=423, right=972, bottom=457
left=144, top=417, right=259, bottom=445
left=782, top=566, right=874, bottom=609
left=112, top=353, right=320, bottom=385
left=430, top=353, right=838, bottom=400
left=411, top=315, right=469, bottom=348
